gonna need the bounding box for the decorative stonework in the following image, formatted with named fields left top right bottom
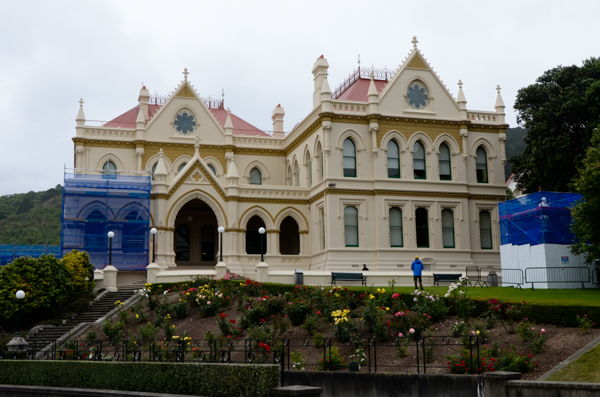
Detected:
left=406, top=54, right=429, bottom=70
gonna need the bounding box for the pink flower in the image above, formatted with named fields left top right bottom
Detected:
left=409, top=328, right=415, bottom=334
left=398, top=332, right=404, bottom=338
left=541, top=329, right=546, bottom=333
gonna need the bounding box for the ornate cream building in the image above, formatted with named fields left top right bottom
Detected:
left=74, top=38, right=508, bottom=282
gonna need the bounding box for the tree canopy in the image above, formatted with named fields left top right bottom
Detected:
left=511, top=58, right=600, bottom=194
left=570, top=128, right=600, bottom=265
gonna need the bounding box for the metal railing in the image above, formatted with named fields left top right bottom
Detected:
left=1, top=335, right=480, bottom=375
left=464, top=266, right=523, bottom=290
left=525, top=267, right=591, bottom=291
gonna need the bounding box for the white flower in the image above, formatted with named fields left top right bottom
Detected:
left=413, top=297, right=417, bottom=302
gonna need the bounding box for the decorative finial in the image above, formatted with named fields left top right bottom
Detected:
left=194, top=132, right=200, bottom=155
left=159, top=148, right=164, bottom=157
left=458, top=80, right=463, bottom=89
left=412, top=36, right=418, bottom=49
left=227, top=107, right=231, bottom=114
left=79, top=98, right=84, bottom=107
left=370, top=70, right=374, bottom=80
left=183, top=68, right=189, bottom=81
left=496, top=84, right=501, bottom=94
left=222, top=88, right=224, bottom=99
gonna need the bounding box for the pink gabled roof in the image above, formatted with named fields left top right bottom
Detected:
left=102, top=104, right=270, bottom=136
left=210, top=108, right=270, bottom=136
left=335, top=78, right=388, bottom=102
left=103, top=105, right=161, bottom=128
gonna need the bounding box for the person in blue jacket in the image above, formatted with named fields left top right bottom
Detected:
left=411, top=256, right=424, bottom=290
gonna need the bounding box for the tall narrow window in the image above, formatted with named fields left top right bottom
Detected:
left=318, top=143, right=324, bottom=181
left=178, top=163, right=187, bottom=173
left=344, top=206, right=359, bottom=247
left=320, top=208, right=325, bottom=250
left=479, top=211, right=493, bottom=249
left=151, top=163, right=157, bottom=181
left=415, top=208, right=429, bottom=247
left=476, top=146, right=488, bottom=183
left=387, top=140, right=400, bottom=178
left=102, top=161, right=117, bottom=179
left=306, top=152, right=312, bottom=187
left=439, top=143, right=451, bottom=180
left=343, top=139, right=356, bottom=177
left=249, top=168, right=262, bottom=185
left=413, top=141, right=426, bottom=179
left=389, top=207, right=403, bottom=247
left=441, top=209, right=455, bottom=248
left=294, top=161, right=300, bottom=186
left=246, top=215, right=267, bottom=254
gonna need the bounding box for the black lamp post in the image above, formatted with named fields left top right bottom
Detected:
left=259, top=227, right=266, bottom=262
left=107, top=231, right=114, bottom=266
left=15, top=290, right=25, bottom=337
left=218, top=227, right=225, bottom=262
left=150, top=227, right=157, bottom=263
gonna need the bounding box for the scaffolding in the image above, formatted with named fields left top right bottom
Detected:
left=61, top=171, right=151, bottom=270
left=499, top=191, right=582, bottom=247
left=0, top=245, right=61, bottom=266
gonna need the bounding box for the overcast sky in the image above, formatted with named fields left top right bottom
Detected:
left=1, top=0, right=598, bottom=196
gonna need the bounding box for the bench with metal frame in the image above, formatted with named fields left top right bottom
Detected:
left=433, top=273, right=462, bottom=286
left=331, top=272, right=366, bottom=287
left=525, top=266, right=591, bottom=291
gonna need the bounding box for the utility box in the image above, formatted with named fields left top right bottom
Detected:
left=487, top=271, right=499, bottom=287
left=294, top=269, right=304, bottom=285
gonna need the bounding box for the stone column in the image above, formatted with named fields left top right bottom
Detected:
left=483, top=371, right=521, bottom=397
left=103, top=265, right=118, bottom=292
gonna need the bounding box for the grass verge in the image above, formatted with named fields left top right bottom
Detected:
left=546, top=341, right=600, bottom=383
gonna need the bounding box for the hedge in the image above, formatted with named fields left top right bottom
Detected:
left=0, top=361, right=280, bottom=397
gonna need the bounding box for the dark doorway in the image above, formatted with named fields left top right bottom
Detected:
left=415, top=208, right=430, bottom=248
left=246, top=215, right=267, bottom=254
left=279, top=216, right=300, bottom=255
left=174, top=199, right=218, bottom=266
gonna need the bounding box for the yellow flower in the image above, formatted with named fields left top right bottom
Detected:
left=369, top=294, right=374, bottom=300
left=334, top=293, right=339, bottom=297
left=135, top=314, right=139, bottom=318
left=476, top=330, right=480, bottom=335
left=385, top=307, right=389, bottom=311
left=172, top=336, right=179, bottom=339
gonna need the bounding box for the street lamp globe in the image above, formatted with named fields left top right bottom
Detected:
left=258, top=227, right=265, bottom=235
left=15, top=290, right=25, bottom=300
left=107, top=231, right=115, bottom=238
left=150, top=228, right=157, bottom=235
left=218, top=227, right=225, bottom=234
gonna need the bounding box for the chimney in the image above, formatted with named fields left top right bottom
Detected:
left=272, top=104, right=285, bottom=134
left=138, top=86, right=150, bottom=120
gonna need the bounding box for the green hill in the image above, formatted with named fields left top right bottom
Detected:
left=0, top=185, right=62, bottom=245
left=504, top=127, right=527, bottom=181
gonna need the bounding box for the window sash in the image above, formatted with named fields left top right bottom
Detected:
left=249, top=168, right=262, bottom=185
left=415, top=208, right=429, bottom=247
left=389, top=208, right=403, bottom=247
left=441, top=209, right=455, bottom=248
left=344, top=207, right=359, bottom=247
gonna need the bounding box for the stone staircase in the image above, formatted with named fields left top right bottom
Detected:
left=26, top=290, right=135, bottom=350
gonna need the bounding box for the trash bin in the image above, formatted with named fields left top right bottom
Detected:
left=294, top=269, right=304, bottom=285
left=487, top=271, right=498, bottom=287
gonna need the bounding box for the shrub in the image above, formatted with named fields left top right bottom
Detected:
left=395, top=334, right=409, bottom=358
left=517, top=319, right=547, bottom=354
left=445, top=276, right=474, bottom=319
left=101, top=319, right=124, bottom=345
left=577, top=314, right=596, bottom=334
left=173, top=301, right=190, bottom=319
left=302, top=314, right=321, bottom=335
left=138, top=322, right=160, bottom=341
left=314, top=332, right=324, bottom=348
left=291, top=350, right=306, bottom=370
left=317, top=346, right=345, bottom=371
left=498, top=300, right=526, bottom=334
left=61, top=250, right=94, bottom=294
left=331, top=309, right=359, bottom=343
left=286, top=302, right=310, bottom=326
left=361, top=299, right=389, bottom=341
left=240, top=304, right=269, bottom=329
left=411, top=290, right=448, bottom=322
left=451, top=320, right=469, bottom=337
left=349, top=345, right=367, bottom=367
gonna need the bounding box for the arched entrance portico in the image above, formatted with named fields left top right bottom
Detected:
left=174, top=199, right=218, bottom=266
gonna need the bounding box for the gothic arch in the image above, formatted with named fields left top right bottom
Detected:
left=115, top=202, right=149, bottom=220
left=145, top=153, right=173, bottom=174
left=302, top=145, right=311, bottom=165
left=380, top=130, right=408, bottom=151
left=433, top=133, right=460, bottom=154
left=336, top=129, right=366, bottom=151
left=407, top=132, right=434, bottom=152
left=238, top=206, right=274, bottom=230
left=469, top=138, right=497, bottom=159
left=97, top=153, right=123, bottom=172
left=274, top=207, right=308, bottom=231
left=243, top=160, right=270, bottom=182
left=203, top=156, right=223, bottom=176
left=166, top=190, right=227, bottom=229
left=173, top=155, right=192, bottom=174
left=78, top=200, right=116, bottom=220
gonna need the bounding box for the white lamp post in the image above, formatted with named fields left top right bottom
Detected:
left=15, top=290, right=25, bottom=337
left=107, top=231, right=114, bottom=266
left=150, top=228, right=157, bottom=263
left=218, top=227, right=225, bottom=262
left=258, top=227, right=266, bottom=262
left=7, top=290, right=28, bottom=352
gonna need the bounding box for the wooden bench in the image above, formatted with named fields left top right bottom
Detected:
left=331, top=272, right=366, bottom=287
left=433, top=273, right=462, bottom=286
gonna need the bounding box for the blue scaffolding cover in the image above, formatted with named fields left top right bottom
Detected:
left=499, top=191, right=582, bottom=246
left=61, top=172, right=151, bottom=270
left=0, top=245, right=61, bottom=266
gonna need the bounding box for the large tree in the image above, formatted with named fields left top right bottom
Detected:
left=570, top=128, right=600, bottom=265
left=511, top=58, right=600, bottom=194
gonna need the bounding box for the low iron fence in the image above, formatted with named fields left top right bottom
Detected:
left=0, top=335, right=480, bottom=375
left=525, top=267, right=591, bottom=291
left=465, top=267, right=524, bottom=289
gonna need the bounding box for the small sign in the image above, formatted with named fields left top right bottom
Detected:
left=561, top=256, right=569, bottom=263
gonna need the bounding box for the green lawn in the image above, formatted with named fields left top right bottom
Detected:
left=546, top=341, right=600, bottom=383
left=349, top=286, right=600, bottom=306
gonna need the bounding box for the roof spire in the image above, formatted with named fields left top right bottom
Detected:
left=358, top=54, right=361, bottom=72
left=76, top=98, right=86, bottom=125
left=412, top=36, right=418, bottom=49
left=495, top=84, right=505, bottom=110
left=183, top=68, right=189, bottom=81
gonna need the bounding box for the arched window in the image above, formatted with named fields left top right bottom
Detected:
left=84, top=210, right=106, bottom=250
left=279, top=216, right=300, bottom=255
left=387, top=140, right=400, bottom=178
left=317, top=143, right=324, bottom=181
left=151, top=163, right=157, bottom=181
left=286, top=165, right=292, bottom=186
left=246, top=215, right=267, bottom=254
left=306, top=151, right=312, bottom=187
left=102, top=161, right=117, bottom=179
left=178, top=163, right=187, bottom=173
left=479, top=211, right=493, bottom=249
left=123, top=211, right=145, bottom=251
left=249, top=168, right=262, bottom=185
left=320, top=208, right=325, bottom=250
left=441, top=209, right=455, bottom=248
left=344, top=206, right=359, bottom=247
left=343, top=139, right=357, bottom=177
left=175, top=224, right=190, bottom=261
left=207, top=164, right=216, bottom=175
left=439, top=143, right=451, bottom=180
left=389, top=207, right=403, bottom=247
left=476, top=146, right=488, bottom=183
left=413, top=141, right=426, bottom=179
left=294, top=161, right=299, bottom=186
left=415, top=208, right=429, bottom=247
